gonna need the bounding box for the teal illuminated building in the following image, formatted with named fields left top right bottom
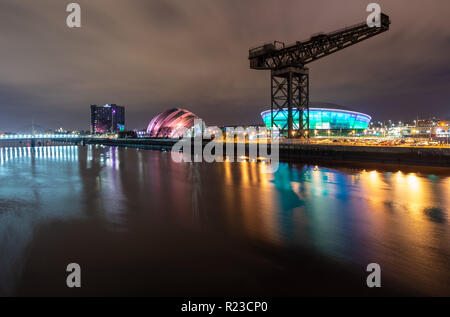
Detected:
left=261, top=106, right=371, bottom=133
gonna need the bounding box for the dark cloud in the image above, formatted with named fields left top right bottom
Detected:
left=0, top=0, right=449, bottom=131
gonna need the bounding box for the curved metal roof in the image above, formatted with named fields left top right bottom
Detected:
left=146, top=108, right=201, bottom=138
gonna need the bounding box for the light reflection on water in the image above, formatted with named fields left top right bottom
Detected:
left=0, top=146, right=82, bottom=295
left=0, top=145, right=449, bottom=295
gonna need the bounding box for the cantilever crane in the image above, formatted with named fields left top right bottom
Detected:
left=249, top=13, right=391, bottom=138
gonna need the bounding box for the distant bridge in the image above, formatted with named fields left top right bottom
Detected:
left=0, top=134, right=88, bottom=147
left=0, top=134, right=81, bottom=140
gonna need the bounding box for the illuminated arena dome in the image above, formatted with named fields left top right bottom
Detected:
left=261, top=105, right=371, bottom=132
left=146, top=107, right=203, bottom=138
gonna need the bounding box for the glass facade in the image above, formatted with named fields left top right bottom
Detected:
left=90, top=104, right=125, bottom=134
left=261, top=108, right=371, bottom=131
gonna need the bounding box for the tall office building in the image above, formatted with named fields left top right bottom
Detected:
left=90, top=104, right=125, bottom=134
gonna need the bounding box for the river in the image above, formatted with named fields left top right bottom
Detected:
left=0, top=145, right=449, bottom=296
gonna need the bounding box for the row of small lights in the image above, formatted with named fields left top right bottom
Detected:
left=0, top=134, right=80, bottom=139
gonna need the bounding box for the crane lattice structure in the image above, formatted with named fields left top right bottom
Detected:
left=249, top=13, right=391, bottom=138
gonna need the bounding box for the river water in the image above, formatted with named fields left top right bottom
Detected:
left=0, top=145, right=449, bottom=296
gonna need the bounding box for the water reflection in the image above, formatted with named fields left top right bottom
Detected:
left=0, top=146, right=449, bottom=295
left=0, top=146, right=79, bottom=165
left=0, top=146, right=81, bottom=295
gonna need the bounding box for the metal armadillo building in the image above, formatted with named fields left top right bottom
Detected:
left=146, top=107, right=204, bottom=138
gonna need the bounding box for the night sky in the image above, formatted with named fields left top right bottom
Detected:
left=0, top=0, right=449, bottom=132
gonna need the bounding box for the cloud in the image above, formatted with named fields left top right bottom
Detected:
left=0, top=0, right=448, bottom=131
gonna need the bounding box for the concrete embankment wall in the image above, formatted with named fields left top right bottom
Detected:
left=84, top=138, right=176, bottom=150
left=84, top=138, right=450, bottom=167
left=278, top=143, right=450, bottom=167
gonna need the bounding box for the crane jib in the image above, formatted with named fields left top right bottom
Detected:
left=249, top=13, right=391, bottom=69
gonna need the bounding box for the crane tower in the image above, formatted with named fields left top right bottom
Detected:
left=249, top=13, right=391, bottom=138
